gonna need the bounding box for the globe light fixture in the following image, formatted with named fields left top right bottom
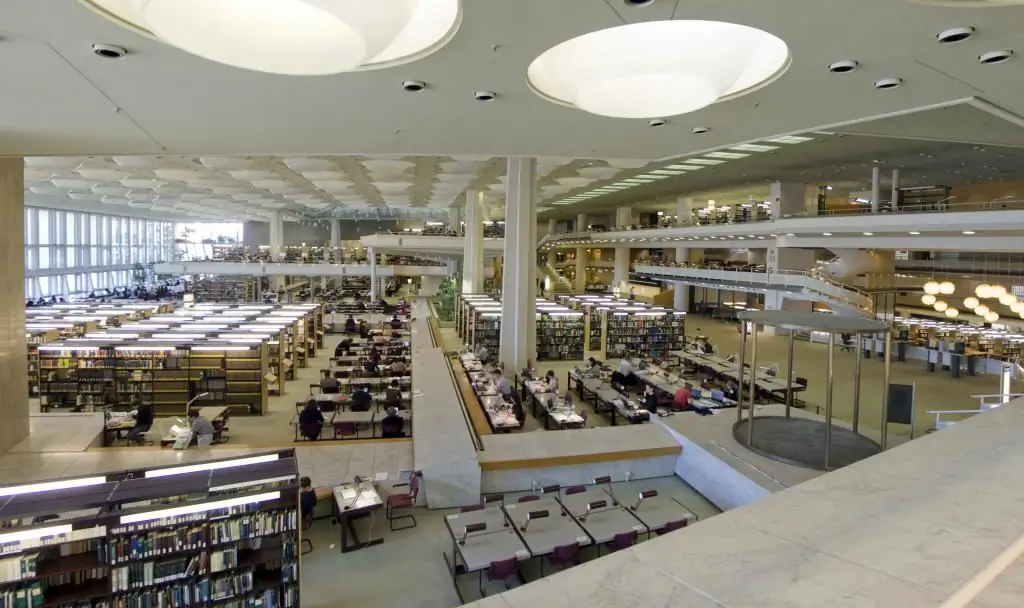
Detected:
left=964, top=297, right=980, bottom=309
left=975, top=284, right=993, bottom=299
left=1012, top=301, right=1024, bottom=314
left=923, top=281, right=940, bottom=295
left=921, top=294, right=937, bottom=306
left=83, top=0, right=462, bottom=75
left=527, top=20, right=790, bottom=118
left=938, top=281, right=955, bottom=295
left=975, top=304, right=990, bottom=316
left=934, top=301, right=949, bottom=312
left=945, top=308, right=959, bottom=319
left=985, top=311, right=1000, bottom=323
left=990, top=284, right=1008, bottom=298
left=999, top=293, right=1018, bottom=306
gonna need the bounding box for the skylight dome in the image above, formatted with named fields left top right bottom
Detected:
left=527, top=20, right=790, bottom=119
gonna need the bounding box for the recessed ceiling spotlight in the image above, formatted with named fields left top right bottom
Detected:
left=474, top=91, right=497, bottom=102
left=827, top=60, right=858, bottom=73
left=648, top=118, right=667, bottom=127
left=402, top=80, right=426, bottom=92
left=624, top=0, right=656, bottom=5
left=937, top=27, right=975, bottom=44
left=874, top=77, right=904, bottom=90
left=910, top=231, right=920, bottom=235
left=92, top=43, right=128, bottom=59
left=863, top=232, right=874, bottom=236
left=963, top=230, right=976, bottom=234
left=822, top=232, right=832, bottom=236
left=979, top=50, right=1014, bottom=64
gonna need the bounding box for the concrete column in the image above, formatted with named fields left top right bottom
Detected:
left=577, top=213, right=588, bottom=233
left=368, top=246, right=377, bottom=301
left=614, top=248, right=630, bottom=295
left=329, top=219, right=340, bottom=261
left=268, top=212, right=283, bottom=261
left=676, top=197, right=694, bottom=226
left=575, top=247, right=587, bottom=292
left=891, top=169, right=900, bottom=211
left=0, top=158, right=27, bottom=454
left=499, top=158, right=538, bottom=370
left=769, top=182, right=807, bottom=218
left=615, top=206, right=633, bottom=228
left=462, top=189, right=484, bottom=293
left=448, top=207, right=462, bottom=234
left=547, top=218, right=557, bottom=236
left=870, top=166, right=882, bottom=214
left=673, top=283, right=690, bottom=311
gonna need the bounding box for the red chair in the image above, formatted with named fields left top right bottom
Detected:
left=542, top=542, right=580, bottom=575
left=333, top=422, right=359, bottom=440
left=564, top=485, right=586, bottom=496
left=602, top=530, right=637, bottom=555
left=657, top=519, right=688, bottom=535
left=386, top=474, right=419, bottom=531
left=517, top=495, right=539, bottom=503
left=479, top=557, right=519, bottom=597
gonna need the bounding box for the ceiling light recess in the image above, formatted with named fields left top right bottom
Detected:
left=526, top=20, right=790, bottom=118
left=83, top=0, right=463, bottom=75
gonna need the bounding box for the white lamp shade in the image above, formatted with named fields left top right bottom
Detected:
left=933, top=301, right=949, bottom=312
left=964, top=297, right=980, bottom=309
left=985, top=311, right=1000, bottom=323
left=923, top=281, right=940, bottom=295
left=945, top=308, right=959, bottom=318
left=990, top=284, right=1008, bottom=298
left=95, top=0, right=462, bottom=75
left=526, top=21, right=790, bottom=119
left=976, top=284, right=992, bottom=298
left=1012, top=302, right=1024, bottom=314
left=938, top=281, right=955, bottom=295
left=1000, top=293, right=1018, bottom=306
left=975, top=304, right=990, bottom=316
left=921, top=294, right=937, bottom=306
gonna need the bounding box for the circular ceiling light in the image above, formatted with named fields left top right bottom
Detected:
left=526, top=20, right=790, bottom=119
left=939, top=281, right=956, bottom=294
left=964, top=296, right=980, bottom=309
left=975, top=284, right=993, bottom=298
left=921, top=294, right=937, bottom=305
left=923, top=281, right=940, bottom=295
left=945, top=308, right=959, bottom=318
left=934, top=301, right=949, bottom=312
left=985, top=311, right=1000, bottom=322
left=92, top=0, right=461, bottom=75
left=974, top=304, right=990, bottom=316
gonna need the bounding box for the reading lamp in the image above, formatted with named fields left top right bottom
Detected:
left=542, top=484, right=561, bottom=498
left=580, top=499, right=607, bottom=522
left=460, top=522, right=487, bottom=545
left=594, top=475, right=617, bottom=506
left=520, top=510, right=550, bottom=532
left=632, top=489, right=658, bottom=511
left=184, top=392, right=211, bottom=413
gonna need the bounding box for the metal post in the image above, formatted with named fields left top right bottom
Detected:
left=853, top=333, right=863, bottom=433
left=746, top=324, right=759, bottom=445
left=736, top=321, right=747, bottom=424
left=824, top=332, right=835, bottom=469
left=881, top=331, right=893, bottom=450
left=785, top=330, right=795, bottom=419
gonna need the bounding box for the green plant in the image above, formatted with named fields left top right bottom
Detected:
left=436, top=278, right=457, bottom=321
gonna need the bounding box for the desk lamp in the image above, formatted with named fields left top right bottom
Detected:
left=631, top=489, right=658, bottom=512
left=184, top=392, right=211, bottom=413
left=580, top=499, right=608, bottom=522
left=459, top=522, right=487, bottom=546
left=542, top=484, right=561, bottom=498
left=520, top=510, right=549, bottom=532
left=594, top=476, right=617, bottom=506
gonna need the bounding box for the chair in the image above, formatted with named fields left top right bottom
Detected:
left=794, top=377, right=809, bottom=407
left=517, top=494, right=539, bottom=503
left=657, top=519, right=688, bottom=535
left=580, top=409, right=589, bottom=428
left=333, top=421, right=358, bottom=440
left=542, top=542, right=581, bottom=575
left=602, top=530, right=637, bottom=555
left=299, top=421, right=322, bottom=441
left=386, top=474, right=419, bottom=531
left=301, top=514, right=314, bottom=554
left=564, top=485, right=586, bottom=496
left=479, top=557, right=520, bottom=597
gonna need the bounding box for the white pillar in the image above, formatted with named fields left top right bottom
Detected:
left=615, top=206, right=633, bottom=228
left=676, top=197, right=693, bottom=226
left=673, top=283, right=690, bottom=311
left=576, top=213, right=588, bottom=233
left=269, top=212, right=284, bottom=261
left=547, top=217, right=557, bottom=236
left=329, top=219, right=340, bottom=261
left=871, top=166, right=881, bottom=214
left=462, top=189, right=484, bottom=293
left=368, top=246, right=378, bottom=301
left=614, top=248, right=630, bottom=295
left=891, top=169, right=900, bottom=211
left=769, top=182, right=807, bottom=218
left=575, top=247, right=587, bottom=292
left=499, top=157, right=538, bottom=370
left=449, top=207, right=462, bottom=233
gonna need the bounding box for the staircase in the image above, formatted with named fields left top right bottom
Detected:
left=540, top=262, right=574, bottom=294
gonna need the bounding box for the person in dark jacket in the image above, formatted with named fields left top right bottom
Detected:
left=300, top=476, right=317, bottom=520
left=127, top=397, right=154, bottom=444
left=298, top=400, right=325, bottom=440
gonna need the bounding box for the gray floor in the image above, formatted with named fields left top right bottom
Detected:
left=299, top=477, right=720, bottom=607
left=733, top=416, right=882, bottom=471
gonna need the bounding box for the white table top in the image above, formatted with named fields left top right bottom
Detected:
left=333, top=481, right=382, bottom=511
left=618, top=490, right=697, bottom=532
left=445, top=506, right=529, bottom=573
left=558, top=489, right=647, bottom=544
left=504, top=497, right=592, bottom=556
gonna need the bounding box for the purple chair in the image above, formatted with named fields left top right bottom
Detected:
left=542, top=542, right=580, bottom=575
left=602, top=530, right=637, bottom=555
left=386, top=474, right=419, bottom=531
left=480, top=557, right=520, bottom=596
left=658, top=519, right=688, bottom=535
left=580, top=409, right=589, bottom=427
left=564, top=485, right=586, bottom=496
left=333, top=422, right=358, bottom=440
left=517, top=494, right=539, bottom=503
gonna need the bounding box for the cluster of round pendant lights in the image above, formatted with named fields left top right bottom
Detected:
left=86, top=0, right=791, bottom=120
left=965, top=283, right=1024, bottom=323
left=921, top=280, right=960, bottom=319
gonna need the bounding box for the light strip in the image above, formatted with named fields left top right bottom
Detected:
left=0, top=476, right=107, bottom=497
left=120, top=491, right=281, bottom=525
left=192, top=345, right=253, bottom=351
left=208, top=474, right=296, bottom=493
left=145, top=454, right=281, bottom=478
left=0, top=525, right=73, bottom=545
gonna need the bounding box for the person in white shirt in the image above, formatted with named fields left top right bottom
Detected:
left=544, top=370, right=559, bottom=393
left=475, top=344, right=489, bottom=363
left=617, top=357, right=632, bottom=376
left=489, top=368, right=512, bottom=398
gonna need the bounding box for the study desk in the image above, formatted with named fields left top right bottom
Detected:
left=672, top=350, right=796, bottom=397
left=616, top=489, right=698, bottom=536
left=569, top=372, right=649, bottom=425
left=332, top=480, right=384, bottom=553
left=558, top=488, right=647, bottom=545
left=309, top=390, right=412, bottom=408
left=522, top=380, right=585, bottom=430
left=503, top=497, right=592, bottom=557
left=442, top=505, right=529, bottom=603
left=291, top=409, right=411, bottom=441
left=461, top=354, right=523, bottom=432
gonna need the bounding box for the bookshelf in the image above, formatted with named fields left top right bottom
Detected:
left=469, top=310, right=501, bottom=355
left=536, top=312, right=584, bottom=361
left=605, top=310, right=687, bottom=359
left=0, top=450, right=300, bottom=608
left=27, top=329, right=59, bottom=398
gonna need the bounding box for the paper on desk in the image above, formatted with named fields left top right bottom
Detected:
left=374, top=472, right=388, bottom=481
left=412, top=390, right=424, bottom=398
left=341, top=487, right=357, bottom=500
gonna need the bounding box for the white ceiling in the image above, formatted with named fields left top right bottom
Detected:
left=3, top=0, right=1024, bottom=162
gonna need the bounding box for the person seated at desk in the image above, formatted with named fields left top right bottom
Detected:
left=613, top=355, right=636, bottom=387
left=642, top=385, right=660, bottom=413
left=672, top=385, right=692, bottom=411
left=368, top=344, right=380, bottom=359
left=358, top=321, right=371, bottom=339
left=701, top=339, right=715, bottom=355
left=349, top=387, right=373, bottom=412
left=489, top=368, right=512, bottom=399
left=475, top=343, right=490, bottom=364
left=544, top=369, right=559, bottom=393
left=127, top=397, right=154, bottom=445
left=298, top=399, right=325, bottom=440
left=384, top=379, right=404, bottom=410
left=724, top=380, right=739, bottom=402
left=381, top=407, right=406, bottom=438
left=364, top=358, right=380, bottom=374
left=300, top=476, right=316, bottom=521
left=389, top=359, right=407, bottom=374
left=319, top=370, right=340, bottom=394
left=188, top=409, right=216, bottom=447
left=344, top=315, right=357, bottom=334
left=389, top=315, right=403, bottom=330
left=334, top=337, right=353, bottom=357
